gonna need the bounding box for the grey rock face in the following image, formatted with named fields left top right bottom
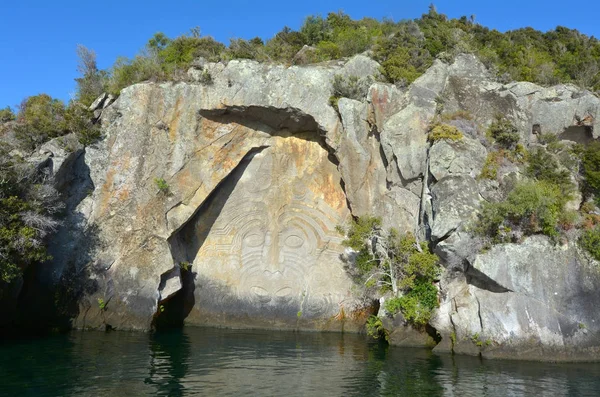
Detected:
left=434, top=236, right=600, bottom=361
left=39, top=51, right=600, bottom=360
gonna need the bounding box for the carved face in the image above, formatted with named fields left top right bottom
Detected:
left=192, top=136, right=350, bottom=313
left=237, top=212, right=320, bottom=303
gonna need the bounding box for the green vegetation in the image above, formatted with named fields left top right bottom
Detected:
left=428, top=123, right=464, bottom=142
left=14, top=94, right=68, bottom=150
left=180, top=261, right=191, bottom=271
left=488, top=115, right=520, bottom=149
left=395, top=279, right=439, bottom=326
left=474, top=180, right=567, bottom=243
left=154, top=178, right=170, bottom=195
left=59, top=5, right=600, bottom=103
left=0, top=107, right=15, bottom=123
left=526, top=147, right=575, bottom=197
left=581, top=142, right=600, bottom=204
left=580, top=227, right=600, bottom=261
left=340, top=217, right=440, bottom=328
left=332, top=74, right=373, bottom=101
left=97, top=298, right=106, bottom=310
left=366, top=315, right=388, bottom=340
left=479, top=151, right=502, bottom=180
left=0, top=143, right=63, bottom=286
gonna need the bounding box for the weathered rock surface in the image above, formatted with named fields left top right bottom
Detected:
left=432, top=236, right=600, bottom=361
left=32, top=52, right=600, bottom=360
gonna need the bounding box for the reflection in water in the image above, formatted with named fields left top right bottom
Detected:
left=1, top=328, right=600, bottom=396
left=145, top=330, right=191, bottom=396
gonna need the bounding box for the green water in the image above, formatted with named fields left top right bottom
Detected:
left=1, top=327, right=599, bottom=396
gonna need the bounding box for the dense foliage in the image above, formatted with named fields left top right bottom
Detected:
left=581, top=142, right=600, bottom=204
left=340, top=217, right=440, bottom=328
left=52, top=5, right=600, bottom=101
left=428, top=123, right=464, bottom=142
left=0, top=143, right=63, bottom=286
left=580, top=227, right=600, bottom=261
left=474, top=180, right=567, bottom=243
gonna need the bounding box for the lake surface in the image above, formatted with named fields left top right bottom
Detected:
left=1, top=327, right=600, bottom=396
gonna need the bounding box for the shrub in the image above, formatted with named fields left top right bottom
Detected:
left=428, top=123, right=463, bottom=142
left=366, top=315, right=388, bottom=340
left=474, top=180, right=566, bottom=242
left=159, top=34, right=225, bottom=69
left=315, top=41, right=341, bottom=60
left=478, top=151, right=503, bottom=180
left=0, top=106, right=15, bottom=123
left=75, top=45, right=107, bottom=107
left=154, top=178, right=170, bottom=195
left=341, top=217, right=440, bottom=327
left=108, top=55, right=164, bottom=96
left=580, top=227, right=600, bottom=261
left=397, top=279, right=438, bottom=326
left=582, top=142, right=600, bottom=203
left=331, top=74, right=372, bottom=101
left=526, top=147, right=575, bottom=197
left=198, top=69, right=213, bottom=85
left=488, top=115, right=520, bottom=149
left=384, top=296, right=403, bottom=315
left=300, top=15, right=331, bottom=45
left=227, top=37, right=265, bottom=60
left=64, top=103, right=101, bottom=146
left=14, top=94, right=68, bottom=150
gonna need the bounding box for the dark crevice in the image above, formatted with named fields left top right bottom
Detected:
left=432, top=227, right=457, bottom=247
left=199, top=105, right=324, bottom=135
left=152, top=266, right=196, bottom=331
left=426, top=323, right=442, bottom=345
left=464, top=261, right=512, bottom=293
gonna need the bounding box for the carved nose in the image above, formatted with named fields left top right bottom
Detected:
left=264, top=232, right=283, bottom=272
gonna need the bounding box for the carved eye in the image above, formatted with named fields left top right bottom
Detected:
left=251, top=286, right=269, bottom=296
left=243, top=232, right=264, bottom=247
left=284, top=235, right=304, bottom=248
left=275, top=287, right=292, bottom=297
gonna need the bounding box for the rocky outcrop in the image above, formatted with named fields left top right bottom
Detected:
left=432, top=236, right=600, bottom=361
left=37, top=52, right=600, bottom=360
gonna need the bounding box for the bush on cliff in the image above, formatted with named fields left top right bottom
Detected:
left=14, top=94, right=68, bottom=150
left=474, top=180, right=567, bottom=243
left=581, top=142, right=600, bottom=204
left=0, top=144, right=63, bottom=287
left=526, top=147, right=575, bottom=197
left=428, top=123, right=464, bottom=142
left=339, top=217, right=440, bottom=328
left=580, top=226, right=600, bottom=261
left=488, top=115, right=520, bottom=149
left=0, top=107, right=15, bottom=123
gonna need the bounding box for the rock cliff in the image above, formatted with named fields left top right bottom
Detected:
left=33, top=53, right=600, bottom=360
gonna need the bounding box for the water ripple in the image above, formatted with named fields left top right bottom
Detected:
left=2, top=328, right=600, bottom=396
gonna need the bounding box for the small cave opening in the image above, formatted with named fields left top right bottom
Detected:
left=559, top=125, right=595, bottom=144
left=152, top=265, right=197, bottom=331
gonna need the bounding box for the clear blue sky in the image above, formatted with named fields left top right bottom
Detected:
left=2, top=0, right=599, bottom=109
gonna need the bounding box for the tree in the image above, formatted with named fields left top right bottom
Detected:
left=340, top=217, right=440, bottom=327
left=340, top=217, right=439, bottom=299
left=75, top=45, right=106, bottom=106
left=14, top=94, right=67, bottom=150
left=0, top=107, right=15, bottom=123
